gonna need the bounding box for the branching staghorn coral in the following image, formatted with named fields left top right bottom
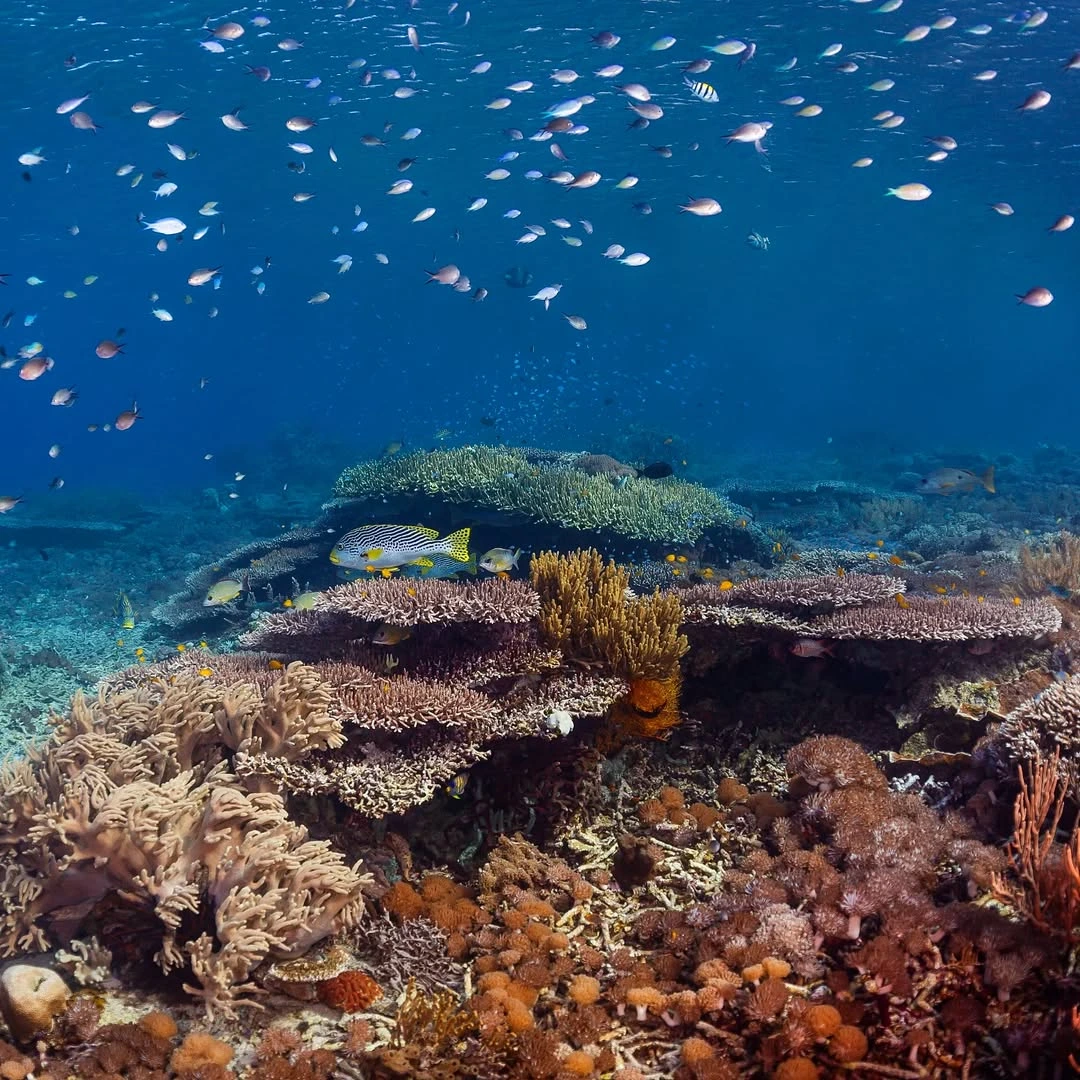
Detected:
left=0, top=664, right=368, bottom=1018
left=530, top=549, right=688, bottom=680
left=333, top=445, right=747, bottom=546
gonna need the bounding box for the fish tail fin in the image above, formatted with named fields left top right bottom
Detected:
left=512, top=547, right=523, bottom=567
left=442, top=527, right=472, bottom=562
left=463, top=553, right=478, bottom=575
left=980, top=466, right=996, bottom=494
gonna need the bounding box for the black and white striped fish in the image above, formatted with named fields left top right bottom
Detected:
left=684, top=77, right=718, bottom=103
left=329, top=523, right=472, bottom=571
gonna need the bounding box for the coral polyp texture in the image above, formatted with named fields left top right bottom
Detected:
left=0, top=534, right=1077, bottom=1074
left=332, top=444, right=762, bottom=551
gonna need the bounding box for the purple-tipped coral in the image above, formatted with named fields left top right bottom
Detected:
left=808, top=594, right=1060, bottom=642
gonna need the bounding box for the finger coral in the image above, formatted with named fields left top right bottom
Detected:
left=531, top=548, right=688, bottom=679
left=0, top=666, right=369, bottom=1018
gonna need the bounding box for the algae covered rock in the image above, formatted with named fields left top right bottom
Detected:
left=333, top=445, right=766, bottom=557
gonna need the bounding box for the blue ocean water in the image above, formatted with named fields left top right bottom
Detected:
left=3, top=0, right=1076, bottom=499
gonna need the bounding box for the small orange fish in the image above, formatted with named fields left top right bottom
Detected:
left=888, top=554, right=904, bottom=566
left=895, top=593, right=910, bottom=609
left=268, top=658, right=284, bottom=670
left=115, top=401, right=142, bottom=431
left=719, top=580, right=734, bottom=591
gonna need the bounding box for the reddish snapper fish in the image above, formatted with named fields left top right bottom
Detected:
left=918, top=466, right=995, bottom=495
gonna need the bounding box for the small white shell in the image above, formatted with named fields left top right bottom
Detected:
left=544, top=710, right=574, bottom=736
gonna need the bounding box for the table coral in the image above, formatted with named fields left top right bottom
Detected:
left=333, top=445, right=750, bottom=547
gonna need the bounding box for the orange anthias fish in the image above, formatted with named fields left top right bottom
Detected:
left=918, top=466, right=995, bottom=496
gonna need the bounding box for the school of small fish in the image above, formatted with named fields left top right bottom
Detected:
left=0, top=2, right=1073, bottom=505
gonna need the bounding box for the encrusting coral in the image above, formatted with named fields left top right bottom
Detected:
left=0, top=664, right=369, bottom=1018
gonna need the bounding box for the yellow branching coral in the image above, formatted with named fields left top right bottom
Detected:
left=530, top=549, right=688, bottom=680
left=392, top=978, right=477, bottom=1052
left=1018, top=530, right=1080, bottom=596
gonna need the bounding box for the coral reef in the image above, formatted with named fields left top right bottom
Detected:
left=229, top=576, right=626, bottom=816
left=151, top=525, right=328, bottom=631
left=6, top=425, right=1080, bottom=1080
left=531, top=549, right=688, bottom=680
left=0, top=665, right=369, bottom=1018
left=333, top=445, right=761, bottom=551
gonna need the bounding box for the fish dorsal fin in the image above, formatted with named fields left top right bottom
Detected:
left=408, top=524, right=441, bottom=538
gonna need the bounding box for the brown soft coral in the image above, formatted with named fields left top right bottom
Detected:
left=786, top=736, right=887, bottom=793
